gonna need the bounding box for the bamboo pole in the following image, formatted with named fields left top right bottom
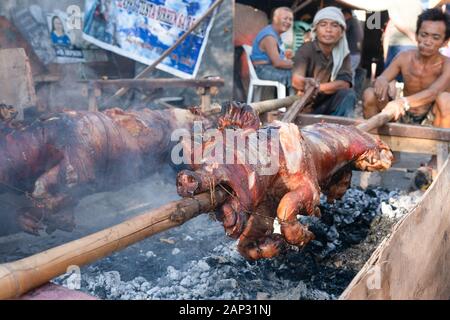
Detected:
left=281, top=86, right=315, bottom=123
left=356, top=109, right=396, bottom=132
left=251, top=94, right=397, bottom=131
left=250, top=95, right=300, bottom=114
left=0, top=190, right=227, bottom=300
left=292, top=0, right=314, bottom=14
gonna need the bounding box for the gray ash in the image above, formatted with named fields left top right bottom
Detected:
left=53, top=186, right=422, bottom=300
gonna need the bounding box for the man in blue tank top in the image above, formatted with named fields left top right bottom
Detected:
left=250, top=7, right=294, bottom=89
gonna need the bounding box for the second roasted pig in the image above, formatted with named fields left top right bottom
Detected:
left=0, top=107, right=206, bottom=235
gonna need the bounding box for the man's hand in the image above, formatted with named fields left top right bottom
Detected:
left=304, top=78, right=319, bottom=90
left=285, top=49, right=294, bottom=60
left=374, top=76, right=390, bottom=102
left=382, top=99, right=405, bottom=121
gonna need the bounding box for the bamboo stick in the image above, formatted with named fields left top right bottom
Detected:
left=250, top=95, right=300, bottom=114
left=356, top=109, right=396, bottom=132
left=0, top=190, right=227, bottom=300
left=281, top=86, right=315, bottom=123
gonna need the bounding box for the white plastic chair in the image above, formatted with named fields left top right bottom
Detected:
left=242, top=45, right=286, bottom=104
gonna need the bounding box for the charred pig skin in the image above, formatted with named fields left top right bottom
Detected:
left=0, top=107, right=202, bottom=235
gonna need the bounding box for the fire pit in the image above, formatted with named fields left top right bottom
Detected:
left=42, top=169, right=420, bottom=300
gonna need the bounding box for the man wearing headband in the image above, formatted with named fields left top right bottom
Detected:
left=292, top=6, right=356, bottom=117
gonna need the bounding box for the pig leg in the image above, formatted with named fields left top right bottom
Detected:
left=18, top=163, right=77, bottom=235
left=237, top=200, right=287, bottom=260
left=16, top=164, right=62, bottom=234
left=277, top=179, right=320, bottom=246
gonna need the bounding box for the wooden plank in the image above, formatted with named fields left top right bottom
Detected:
left=0, top=17, right=45, bottom=76
left=91, top=78, right=225, bottom=89
left=33, top=74, right=60, bottom=83
left=376, top=135, right=440, bottom=155
left=340, top=157, right=450, bottom=299
left=0, top=48, right=37, bottom=120
left=437, top=142, right=449, bottom=171
left=296, top=114, right=450, bottom=142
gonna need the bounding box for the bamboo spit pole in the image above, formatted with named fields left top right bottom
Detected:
left=281, top=86, right=316, bottom=123
left=356, top=109, right=396, bottom=132
left=250, top=95, right=300, bottom=114
left=0, top=190, right=227, bottom=300
left=251, top=92, right=396, bottom=131
left=250, top=95, right=397, bottom=128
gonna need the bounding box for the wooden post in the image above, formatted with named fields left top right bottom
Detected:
left=198, top=86, right=211, bottom=113
left=0, top=48, right=37, bottom=120
left=88, top=85, right=101, bottom=112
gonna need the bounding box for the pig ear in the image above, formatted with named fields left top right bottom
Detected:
left=217, top=101, right=260, bottom=131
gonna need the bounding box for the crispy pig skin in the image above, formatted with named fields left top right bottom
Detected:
left=177, top=102, right=393, bottom=260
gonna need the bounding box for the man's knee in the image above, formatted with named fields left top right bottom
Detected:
left=363, top=87, right=377, bottom=105
left=335, top=88, right=357, bottom=102
left=333, top=88, right=356, bottom=117
left=436, top=92, right=450, bottom=115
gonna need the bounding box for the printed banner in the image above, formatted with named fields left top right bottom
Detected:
left=47, top=12, right=85, bottom=63
left=11, top=5, right=90, bottom=64
left=82, top=0, right=217, bottom=78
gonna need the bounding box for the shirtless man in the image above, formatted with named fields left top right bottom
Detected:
left=363, top=8, right=450, bottom=128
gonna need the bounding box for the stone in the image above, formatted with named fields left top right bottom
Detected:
left=166, top=266, right=181, bottom=281
left=197, top=260, right=211, bottom=272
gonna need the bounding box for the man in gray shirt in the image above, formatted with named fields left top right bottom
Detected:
left=292, top=7, right=356, bottom=117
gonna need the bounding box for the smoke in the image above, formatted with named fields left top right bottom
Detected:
left=0, top=165, right=180, bottom=260
left=0, top=193, right=25, bottom=236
